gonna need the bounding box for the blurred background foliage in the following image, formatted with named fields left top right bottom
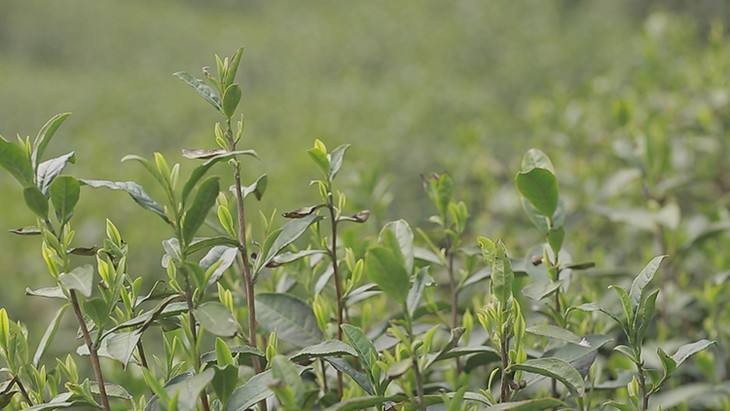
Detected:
left=1, top=0, right=730, bottom=361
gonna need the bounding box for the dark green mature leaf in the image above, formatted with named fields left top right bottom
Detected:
left=32, top=112, right=71, bottom=167
left=240, top=173, right=268, bottom=201
left=629, top=255, right=667, bottom=306
left=324, top=357, right=376, bottom=395
left=201, top=345, right=265, bottom=365
left=90, top=383, right=132, bottom=400
left=424, top=327, right=465, bottom=370
left=366, top=246, right=410, bottom=303
left=341, top=324, right=377, bottom=372
left=378, top=219, right=414, bottom=273
left=36, top=152, right=75, bottom=194
left=0, top=137, right=33, bottom=187
left=174, top=71, right=222, bottom=110
left=271, top=355, right=308, bottom=402
left=181, top=149, right=257, bottom=205
left=23, top=186, right=48, bottom=219
left=182, top=177, right=219, bottom=245
left=670, top=339, right=714, bottom=368
left=33, top=304, right=69, bottom=366
left=212, top=364, right=238, bottom=405
left=49, top=176, right=80, bottom=225
left=226, top=365, right=309, bottom=411
left=222, top=84, right=242, bottom=118
left=59, top=265, right=94, bottom=298
left=194, top=302, right=238, bottom=337
left=515, top=149, right=558, bottom=217
left=186, top=236, right=240, bottom=255
left=289, top=340, right=357, bottom=362
left=480, top=398, right=566, bottom=410
left=255, top=293, right=323, bottom=347
left=81, top=179, right=171, bottom=225
left=512, top=358, right=585, bottom=396
left=526, top=324, right=581, bottom=344
left=78, top=331, right=141, bottom=367
left=146, top=368, right=215, bottom=411
left=479, top=238, right=513, bottom=305
left=254, top=213, right=320, bottom=274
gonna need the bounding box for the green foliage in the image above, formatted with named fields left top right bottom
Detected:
left=0, top=22, right=727, bottom=410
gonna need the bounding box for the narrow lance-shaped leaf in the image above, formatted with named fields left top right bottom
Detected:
left=32, top=112, right=71, bottom=167
left=341, top=324, right=378, bottom=372
left=33, top=304, right=69, bottom=366
left=182, top=177, right=219, bottom=245
left=181, top=149, right=258, bottom=205
left=173, top=71, right=222, bottom=110
left=254, top=213, right=320, bottom=274
left=511, top=357, right=585, bottom=396
left=81, top=179, right=171, bottom=225
left=628, top=255, right=667, bottom=307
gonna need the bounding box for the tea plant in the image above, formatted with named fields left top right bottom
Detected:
left=0, top=49, right=720, bottom=411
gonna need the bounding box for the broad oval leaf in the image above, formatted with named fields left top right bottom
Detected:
left=526, top=324, right=581, bottom=344
left=194, top=301, right=239, bottom=337
left=366, top=246, right=411, bottom=303
left=59, top=265, right=94, bottom=298
left=255, top=293, right=323, bottom=347
left=222, top=84, right=242, bottom=118
left=23, top=186, right=48, bottom=219
left=49, top=175, right=80, bottom=225
left=515, top=149, right=558, bottom=217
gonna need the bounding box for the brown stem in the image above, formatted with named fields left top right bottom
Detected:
left=230, top=149, right=266, bottom=411
left=327, top=204, right=345, bottom=398
left=69, top=290, right=110, bottom=411
left=11, top=375, right=32, bottom=406
left=136, top=340, right=149, bottom=369
left=185, top=289, right=210, bottom=411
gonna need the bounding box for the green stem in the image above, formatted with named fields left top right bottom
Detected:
left=404, top=308, right=425, bottom=411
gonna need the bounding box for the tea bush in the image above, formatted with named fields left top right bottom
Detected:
left=0, top=44, right=726, bottom=409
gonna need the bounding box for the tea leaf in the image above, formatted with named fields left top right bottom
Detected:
left=81, top=179, right=171, bottom=225
left=222, top=84, right=242, bottom=118
left=629, top=255, right=667, bottom=307
left=36, top=151, right=76, bottom=194
left=512, top=357, right=585, bottom=396
left=194, top=301, right=238, bottom=337
left=32, top=112, right=71, bottom=167
left=255, top=293, right=323, bottom=347
left=23, top=186, right=48, bottom=219
left=49, top=175, right=81, bottom=225
left=32, top=303, right=69, bottom=366
left=59, top=265, right=94, bottom=298
left=289, top=340, right=357, bottom=362
left=182, top=177, right=219, bottom=245
left=174, top=71, right=222, bottom=110
left=366, top=246, right=410, bottom=303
